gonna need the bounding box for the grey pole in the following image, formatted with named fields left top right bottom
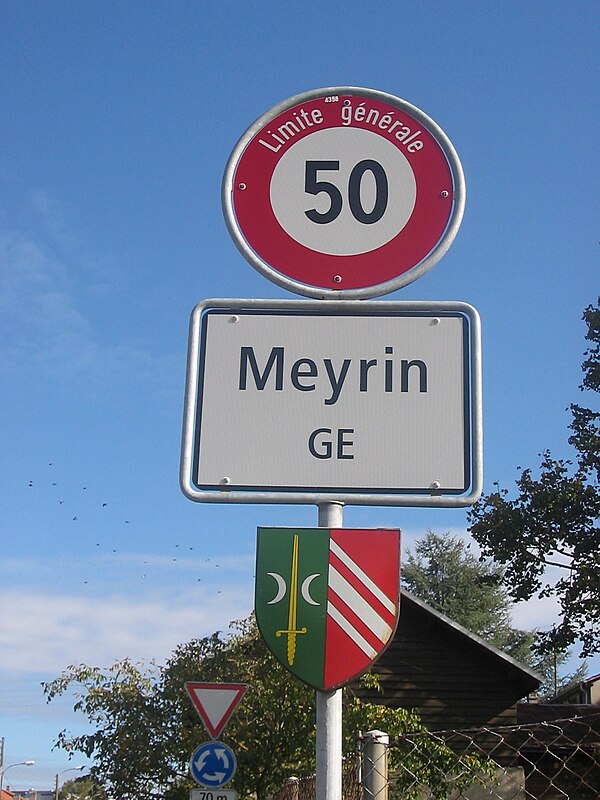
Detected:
left=316, top=501, right=344, bottom=800
left=362, top=730, right=389, bottom=800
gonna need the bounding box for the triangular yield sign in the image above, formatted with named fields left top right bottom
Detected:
left=185, top=682, right=248, bottom=738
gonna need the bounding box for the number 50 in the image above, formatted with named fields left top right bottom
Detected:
left=304, top=160, right=388, bottom=225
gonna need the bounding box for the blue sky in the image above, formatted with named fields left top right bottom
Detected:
left=1, top=0, right=598, bottom=791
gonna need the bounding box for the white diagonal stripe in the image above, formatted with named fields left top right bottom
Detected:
left=329, top=565, right=392, bottom=643
left=330, top=539, right=396, bottom=615
left=327, top=601, right=378, bottom=658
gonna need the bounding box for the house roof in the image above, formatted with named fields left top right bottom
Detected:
left=549, top=672, right=600, bottom=704
left=517, top=702, right=600, bottom=724
left=354, top=589, right=542, bottom=730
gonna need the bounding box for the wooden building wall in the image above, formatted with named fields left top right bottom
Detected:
left=354, top=591, right=541, bottom=731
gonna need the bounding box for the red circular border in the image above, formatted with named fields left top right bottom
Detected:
left=232, top=94, right=454, bottom=291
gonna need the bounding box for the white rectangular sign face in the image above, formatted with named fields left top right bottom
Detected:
left=190, top=791, right=237, bottom=800
left=181, top=299, right=482, bottom=506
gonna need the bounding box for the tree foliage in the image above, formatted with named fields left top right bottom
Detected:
left=45, top=657, right=167, bottom=798
left=59, top=775, right=107, bottom=800
left=45, top=617, right=492, bottom=800
left=402, top=531, right=587, bottom=697
left=402, top=530, right=533, bottom=663
left=45, top=618, right=314, bottom=800
left=468, top=300, right=600, bottom=658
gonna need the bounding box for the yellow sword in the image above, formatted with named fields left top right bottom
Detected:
left=275, top=533, right=307, bottom=665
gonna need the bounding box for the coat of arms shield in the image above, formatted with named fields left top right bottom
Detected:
left=255, top=527, right=401, bottom=691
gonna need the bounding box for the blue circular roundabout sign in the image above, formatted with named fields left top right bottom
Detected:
left=189, top=740, right=237, bottom=788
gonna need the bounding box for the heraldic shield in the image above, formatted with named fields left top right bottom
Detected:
left=255, top=528, right=401, bottom=691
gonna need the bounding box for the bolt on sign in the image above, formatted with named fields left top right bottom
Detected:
left=255, top=527, right=400, bottom=691
left=222, top=86, right=465, bottom=299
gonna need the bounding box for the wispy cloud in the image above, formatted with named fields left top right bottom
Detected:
left=0, top=191, right=177, bottom=388
left=0, top=585, right=253, bottom=676
left=0, top=228, right=86, bottom=369
left=511, top=595, right=560, bottom=631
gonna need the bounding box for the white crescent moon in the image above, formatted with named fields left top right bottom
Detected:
left=266, top=572, right=287, bottom=604
left=301, top=574, right=321, bottom=606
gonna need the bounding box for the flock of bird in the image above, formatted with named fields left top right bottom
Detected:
left=26, top=462, right=225, bottom=589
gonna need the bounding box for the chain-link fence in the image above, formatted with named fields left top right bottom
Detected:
left=275, top=712, right=600, bottom=800
left=275, top=756, right=360, bottom=800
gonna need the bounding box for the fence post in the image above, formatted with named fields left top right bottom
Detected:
left=362, top=729, right=389, bottom=800
left=284, top=776, right=300, bottom=800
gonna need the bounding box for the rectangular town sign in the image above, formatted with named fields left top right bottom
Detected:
left=180, top=298, right=482, bottom=507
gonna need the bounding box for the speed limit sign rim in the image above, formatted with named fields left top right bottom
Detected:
left=222, top=86, right=465, bottom=299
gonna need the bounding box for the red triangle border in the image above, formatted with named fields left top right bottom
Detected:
left=184, top=682, right=248, bottom=738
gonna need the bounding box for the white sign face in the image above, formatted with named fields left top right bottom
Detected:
left=181, top=300, right=482, bottom=507
left=270, top=127, right=417, bottom=255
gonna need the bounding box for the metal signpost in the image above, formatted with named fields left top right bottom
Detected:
left=181, top=87, right=479, bottom=800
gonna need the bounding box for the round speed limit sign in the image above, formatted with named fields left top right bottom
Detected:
left=222, top=87, right=465, bottom=299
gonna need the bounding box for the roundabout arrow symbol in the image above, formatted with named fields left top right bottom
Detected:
left=204, top=770, right=226, bottom=782
left=194, top=751, right=209, bottom=771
